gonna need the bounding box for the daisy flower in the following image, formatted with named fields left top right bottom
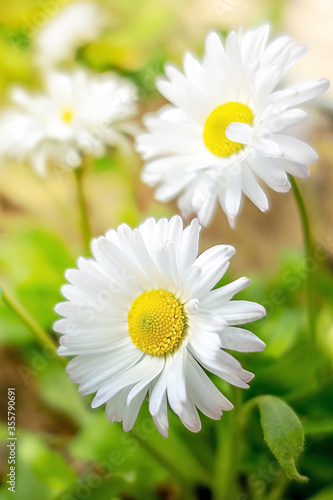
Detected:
left=35, top=1, right=104, bottom=67
left=54, top=216, right=265, bottom=436
left=0, top=69, right=137, bottom=175
left=136, top=25, right=330, bottom=227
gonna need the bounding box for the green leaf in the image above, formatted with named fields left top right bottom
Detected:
left=257, top=395, right=307, bottom=482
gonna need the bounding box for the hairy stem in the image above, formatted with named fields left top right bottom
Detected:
left=213, top=387, right=242, bottom=500
left=74, top=164, right=92, bottom=255
left=290, top=176, right=316, bottom=344
left=1, top=287, right=65, bottom=364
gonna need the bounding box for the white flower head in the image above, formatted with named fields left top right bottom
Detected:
left=0, top=69, right=137, bottom=175
left=54, top=216, right=266, bottom=437
left=136, top=26, right=330, bottom=227
left=35, top=1, right=105, bottom=67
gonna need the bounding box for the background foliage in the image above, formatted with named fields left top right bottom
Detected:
left=0, top=0, right=333, bottom=499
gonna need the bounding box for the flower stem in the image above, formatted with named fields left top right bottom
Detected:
left=290, top=176, right=316, bottom=343
left=213, top=387, right=242, bottom=500
left=74, top=165, right=92, bottom=255
left=1, top=286, right=66, bottom=364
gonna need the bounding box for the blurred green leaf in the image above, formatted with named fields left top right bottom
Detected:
left=302, top=419, right=333, bottom=436
left=258, top=395, right=307, bottom=482
left=307, top=486, right=333, bottom=500
left=33, top=448, right=76, bottom=492
left=38, top=361, right=89, bottom=424
left=55, top=475, right=128, bottom=500
left=0, top=432, right=76, bottom=500
left=0, top=229, right=74, bottom=343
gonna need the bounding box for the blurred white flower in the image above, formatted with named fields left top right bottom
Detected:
left=0, top=69, right=137, bottom=175
left=54, top=216, right=265, bottom=436
left=35, top=1, right=104, bottom=67
left=136, top=26, right=329, bottom=227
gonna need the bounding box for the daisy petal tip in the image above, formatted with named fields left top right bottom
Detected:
left=157, top=427, right=169, bottom=438
left=186, top=298, right=200, bottom=313
left=171, top=214, right=183, bottom=226
left=224, top=244, right=236, bottom=258
left=54, top=302, right=63, bottom=315
left=228, top=216, right=236, bottom=229
left=190, top=217, right=201, bottom=230
left=91, top=396, right=102, bottom=409
left=59, top=335, right=69, bottom=347
left=259, top=204, right=269, bottom=213
left=257, top=339, right=266, bottom=351
left=57, top=346, right=66, bottom=356
left=319, top=77, right=330, bottom=92
left=245, top=371, right=255, bottom=383
left=309, top=151, right=318, bottom=164
left=148, top=402, right=159, bottom=417
left=205, top=30, right=222, bottom=49
left=259, top=304, right=267, bottom=318
left=78, top=386, right=89, bottom=396
left=190, top=422, right=202, bottom=433
left=241, top=276, right=251, bottom=287
left=123, top=421, right=134, bottom=433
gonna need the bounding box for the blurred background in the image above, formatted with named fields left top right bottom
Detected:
left=0, top=1, right=333, bottom=499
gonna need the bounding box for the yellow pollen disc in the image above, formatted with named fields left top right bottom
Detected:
left=127, top=289, right=187, bottom=356
left=203, top=102, right=254, bottom=157
left=61, top=109, right=74, bottom=125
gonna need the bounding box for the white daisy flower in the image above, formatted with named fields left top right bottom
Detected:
left=35, top=1, right=104, bottom=67
left=54, top=216, right=265, bottom=436
left=136, top=25, right=330, bottom=227
left=0, top=69, right=137, bottom=175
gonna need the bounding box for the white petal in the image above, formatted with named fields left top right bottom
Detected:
left=179, top=219, right=200, bottom=274
left=193, top=246, right=235, bottom=298
left=167, top=349, right=188, bottom=413
left=91, top=355, right=155, bottom=408
left=178, top=398, right=201, bottom=433
left=277, top=159, right=309, bottom=179
left=271, top=134, right=318, bottom=164
left=200, top=277, right=251, bottom=309
left=250, top=157, right=291, bottom=192
left=123, top=388, right=149, bottom=432
left=241, top=164, right=269, bottom=212
left=151, top=391, right=169, bottom=438
left=216, top=300, right=266, bottom=325
left=149, top=357, right=172, bottom=416
left=226, top=122, right=254, bottom=144
left=223, top=169, right=243, bottom=219
left=219, top=327, right=266, bottom=352
left=186, top=355, right=233, bottom=418
left=127, top=357, right=165, bottom=405
left=269, top=78, right=330, bottom=110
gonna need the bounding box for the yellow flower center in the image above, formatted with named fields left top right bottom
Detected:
left=127, top=289, right=187, bottom=356
left=61, top=109, right=74, bottom=125
left=203, top=102, right=253, bottom=157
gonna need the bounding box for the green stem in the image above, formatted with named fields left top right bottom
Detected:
left=266, top=474, right=289, bottom=500
left=74, top=165, right=92, bottom=255
left=290, top=176, right=316, bottom=344
left=213, top=387, right=242, bottom=500
left=1, top=287, right=66, bottom=365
